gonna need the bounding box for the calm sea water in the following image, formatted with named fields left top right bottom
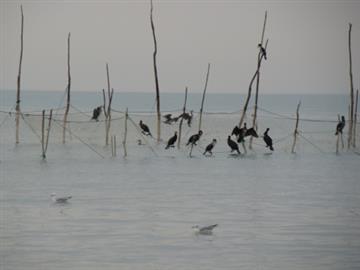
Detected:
left=1, top=90, right=359, bottom=270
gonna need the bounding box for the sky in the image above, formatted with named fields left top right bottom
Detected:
left=1, top=0, right=360, bottom=94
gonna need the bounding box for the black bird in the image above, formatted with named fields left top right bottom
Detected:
left=263, top=128, right=274, bottom=151
left=186, top=130, right=203, bottom=146
left=258, top=43, right=267, bottom=60
left=165, top=131, right=177, bottom=149
left=163, top=114, right=179, bottom=124
left=91, top=106, right=102, bottom=121
left=232, top=123, right=249, bottom=143
left=335, top=116, right=346, bottom=135
left=203, top=139, right=217, bottom=156
left=139, top=120, right=152, bottom=136
left=245, top=127, right=259, bottom=138
left=227, top=135, right=241, bottom=154
left=180, top=110, right=194, bottom=127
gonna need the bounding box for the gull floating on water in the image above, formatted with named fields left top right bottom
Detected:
left=51, top=193, right=72, bottom=204
left=192, top=224, right=218, bottom=235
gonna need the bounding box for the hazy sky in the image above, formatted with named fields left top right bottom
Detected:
left=1, top=0, right=359, bottom=94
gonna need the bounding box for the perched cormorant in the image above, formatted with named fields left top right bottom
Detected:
left=139, top=120, right=152, bottom=136
left=165, top=131, right=177, bottom=149
left=91, top=106, right=102, bottom=121
left=186, top=130, right=203, bottom=146
left=335, top=116, right=346, bottom=135
left=203, top=139, right=217, bottom=156
left=263, top=128, right=274, bottom=151
left=227, top=135, right=241, bottom=154
left=232, top=123, right=256, bottom=143
left=180, top=110, right=194, bottom=127
left=258, top=43, right=267, bottom=60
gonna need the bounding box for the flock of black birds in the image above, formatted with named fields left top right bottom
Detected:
left=137, top=113, right=274, bottom=155
left=90, top=105, right=347, bottom=155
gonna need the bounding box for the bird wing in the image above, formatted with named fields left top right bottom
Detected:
left=245, top=128, right=258, bottom=138
left=200, top=224, right=218, bottom=231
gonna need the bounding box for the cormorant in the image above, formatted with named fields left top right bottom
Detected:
left=258, top=43, right=267, bottom=60
left=335, top=116, right=346, bottom=135
left=186, top=130, right=203, bottom=146
left=139, top=120, right=152, bottom=136
left=263, top=128, right=274, bottom=151
left=180, top=110, right=193, bottom=127
left=203, top=139, right=217, bottom=156
left=165, top=131, right=177, bottom=149
left=163, top=114, right=179, bottom=124
left=227, top=135, right=241, bottom=154
left=91, top=106, right=102, bottom=121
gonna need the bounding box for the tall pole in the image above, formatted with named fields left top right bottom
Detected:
left=150, top=0, right=161, bottom=143
left=347, top=23, right=354, bottom=149
left=250, top=11, right=267, bottom=149
left=178, top=87, right=188, bottom=149
left=15, top=5, right=24, bottom=144
left=198, top=63, right=211, bottom=132
left=62, top=32, right=71, bottom=144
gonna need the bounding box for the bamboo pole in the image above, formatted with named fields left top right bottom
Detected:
left=250, top=11, right=267, bottom=149
left=123, top=108, right=128, bottom=157
left=291, top=101, right=301, bottom=154
left=114, top=135, right=117, bottom=157
left=353, top=89, right=358, bottom=147
left=62, top=32, right=71, bottom=144
left=347, top=23, right=354, bottom=149
left=15, top=5, right=24, bottom=144
left=44, top=109, right=53, bottom=157
left=178, top=87, right=188, bottom=149
left=41, top=110, right=45, bottom=158
left=111, top=136, right=114, bottom=157
left=150, top=0, right=161, bottom=143
left=198, top=63, right=211, bottom=132
left=239, top=40, right=269, bottom=130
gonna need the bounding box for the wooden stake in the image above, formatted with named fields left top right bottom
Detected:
left=250, top=11, right=267, bottom=150
left=198, top=63, right=211, bottom=132
left=123, top=108, right=128, bottom=157
left=353, top=89, right=358, bottom=147
left=42, top=110, right=53, bottom=159
left=114, top=135, right=117, bottom=157
left=15, top=5, right=24, bottom=144
left=41, top=110, right=45, bottom=158
left=347, top=23, right=354, bottom=149
left=291, top=101, right=301, bottom=154
left=44, top=109, right=53, bottom=157
left=178, top=87, right=188, bottom=149
left=62, top=32, right=71, bottom=144
left=150, top=0, right=161, bottom=143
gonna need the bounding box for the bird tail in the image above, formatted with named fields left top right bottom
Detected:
left=165, top=145, right=169, bottom=149
left=270, top=146, right=274, bottom=151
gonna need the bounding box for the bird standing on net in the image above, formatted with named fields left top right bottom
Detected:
left=186, top=130, right=203, bottom=146
left=139, top=120, right=152, bottom=137
left=335, top=116, right=346, bottom=135
left=227, top=135, right=241, bottom=154
left=165, top=131, right=177, bottom=149
left=263, top=128, right=274, bottom=151
left=91, top=106, right=102, bottom=121
left=203, top=139, right=217, bottom=156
